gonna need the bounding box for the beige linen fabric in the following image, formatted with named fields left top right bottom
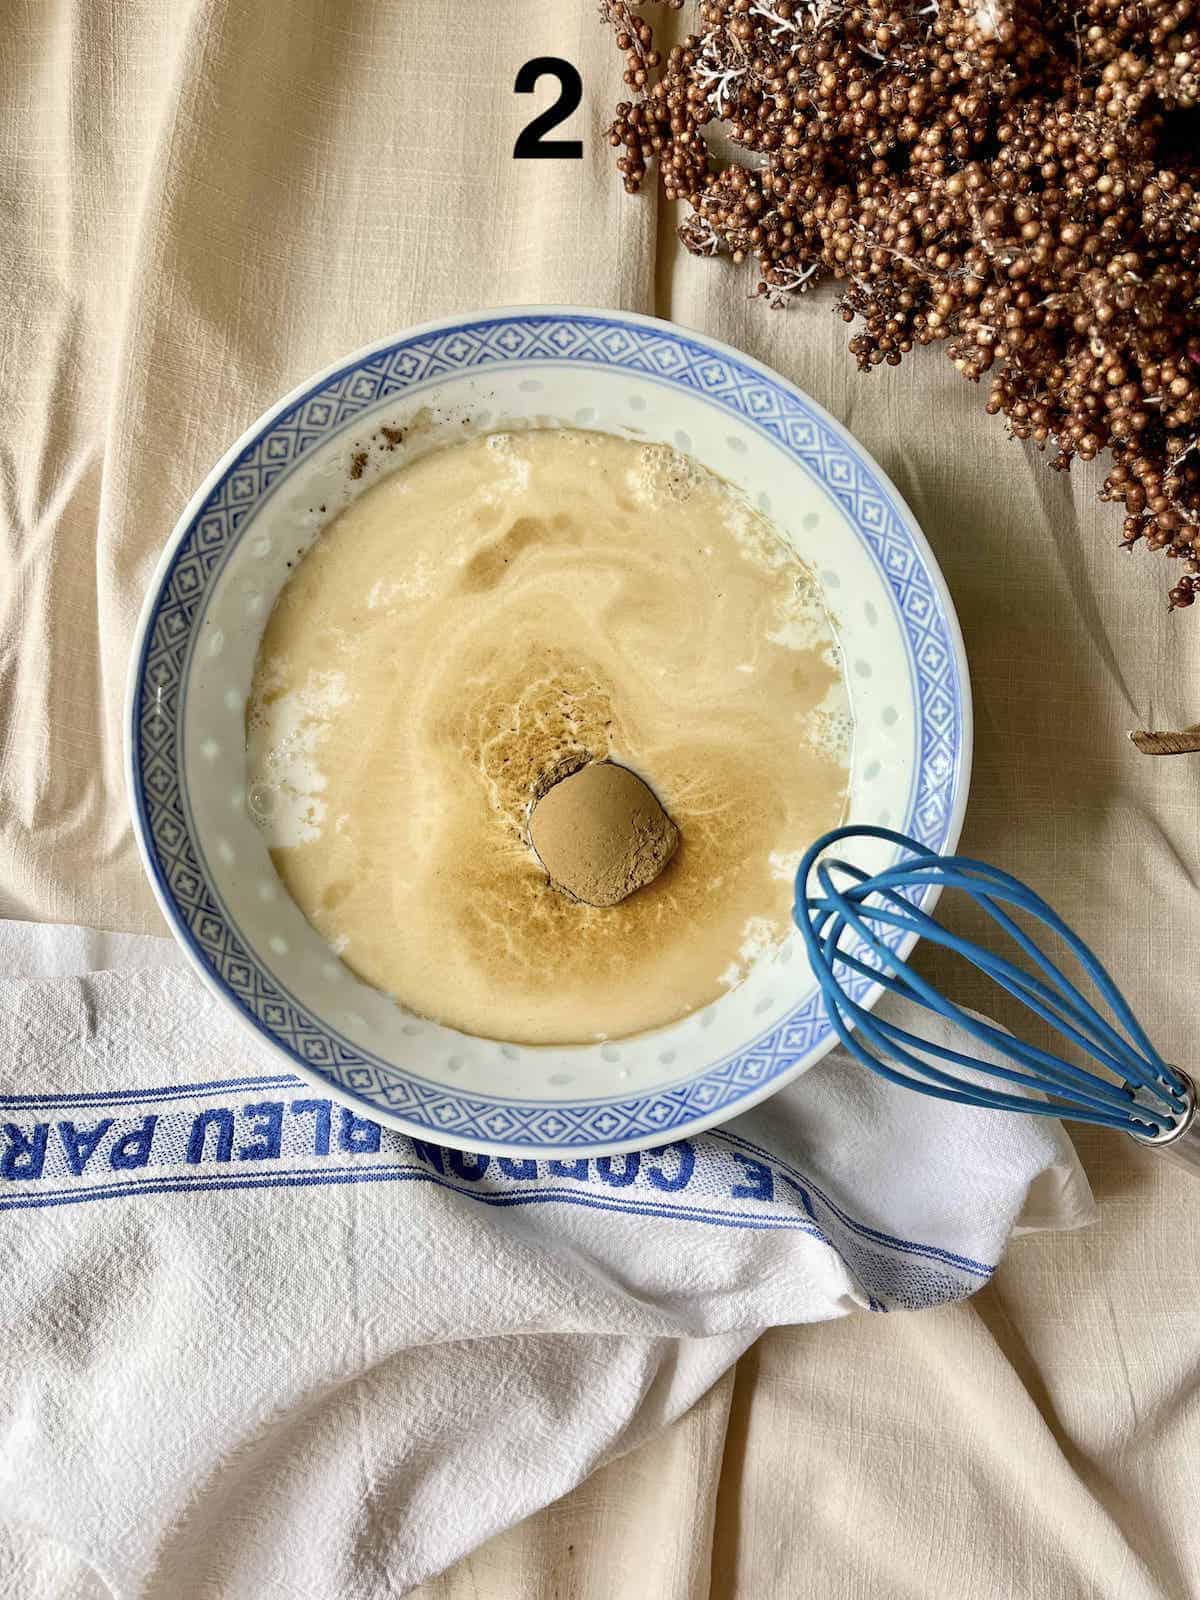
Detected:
left=3, top=2, right=1198, bottom=1596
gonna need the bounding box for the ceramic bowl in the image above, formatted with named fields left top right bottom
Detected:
left=127, top=306, right=971, bottom=1157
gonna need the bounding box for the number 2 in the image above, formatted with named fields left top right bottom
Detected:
left=513, top=58, right=583, bottom=160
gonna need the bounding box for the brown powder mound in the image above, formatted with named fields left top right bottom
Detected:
left=529, top=761, right=679, bottom=908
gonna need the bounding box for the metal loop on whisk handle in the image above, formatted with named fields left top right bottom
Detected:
left=794, top=825, right=1200, bottom=1175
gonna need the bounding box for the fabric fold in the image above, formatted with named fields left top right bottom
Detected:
left=0, top=922, right=1091, bottom=1594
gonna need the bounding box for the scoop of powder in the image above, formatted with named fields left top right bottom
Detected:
left=529, top=761, right=680, bottom=907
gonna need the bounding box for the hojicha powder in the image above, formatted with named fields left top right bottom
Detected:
left=529, top=761, right=680, bottom=907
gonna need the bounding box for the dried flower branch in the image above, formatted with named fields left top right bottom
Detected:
left=602, top=0, right=1200, bottom=611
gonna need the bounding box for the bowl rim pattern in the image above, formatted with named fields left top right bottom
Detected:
left=126, top=305, right=972, bottom=1155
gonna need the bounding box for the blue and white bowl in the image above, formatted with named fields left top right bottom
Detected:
left=127, top=307, right=971, bottom=1157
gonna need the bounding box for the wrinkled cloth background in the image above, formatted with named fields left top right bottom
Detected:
left=2, top=3, right=1199, bottom=1597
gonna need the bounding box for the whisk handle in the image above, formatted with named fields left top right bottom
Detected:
left=1129, top=1070, right=1200, bottom=1174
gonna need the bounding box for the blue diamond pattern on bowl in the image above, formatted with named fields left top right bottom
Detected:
left=130, top=311, right=966, bottom=1149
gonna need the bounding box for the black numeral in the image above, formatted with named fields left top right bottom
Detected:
left=513, top=58, right=583, bottom=160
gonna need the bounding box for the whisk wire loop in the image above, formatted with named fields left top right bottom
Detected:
left=796, top=825, right=1188, bottom=1136
left=895, top=850, right=1168, bottom=1078
left=810, top=946, right=1148, bottom=1126
left=814, top=851, right=1169, bottom=1088
left=813, top=918, right=1158, bottom=1124
left=813, top=867, right=1158, bottom=1097
left=811, top=862, right=1150, bottom=1100
left=807, top=835, right=1174, bottom=1088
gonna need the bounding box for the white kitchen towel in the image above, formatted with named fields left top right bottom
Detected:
left=0, top=922, right=1094, bottom=1599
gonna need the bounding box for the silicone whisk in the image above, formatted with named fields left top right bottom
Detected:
left=796, top=825, right=1200, bottom=1172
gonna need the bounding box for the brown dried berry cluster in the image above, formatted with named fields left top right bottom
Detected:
left=603, top=0, right=1200, bottom=608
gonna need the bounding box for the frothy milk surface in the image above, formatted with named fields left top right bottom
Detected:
left=246, top=429, right=851, bottom=1044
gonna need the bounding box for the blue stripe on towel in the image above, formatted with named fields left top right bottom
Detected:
left=0, top=1074, right=301, bottom=1110
left=709, top=1128, right=995, bottom=1278
left=0, top=1077, right=996, bottom=1310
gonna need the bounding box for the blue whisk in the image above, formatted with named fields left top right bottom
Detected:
left=795, top=825, right=1199, bottom=1171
